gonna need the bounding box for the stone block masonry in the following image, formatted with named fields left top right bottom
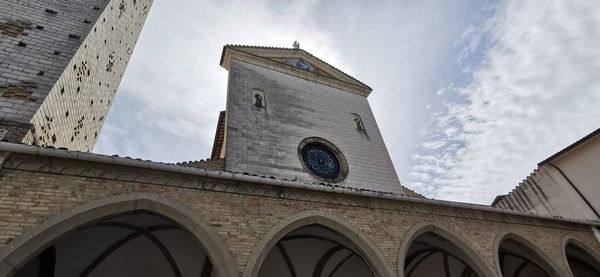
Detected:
left=225, top=61, right=403, bottom=194
left=0, top=0, right=153, bottom=151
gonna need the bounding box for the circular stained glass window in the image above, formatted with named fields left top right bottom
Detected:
left=301, top=143, right=341, bottom=180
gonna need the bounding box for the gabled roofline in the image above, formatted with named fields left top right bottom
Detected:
left=219, top=44, right=372, bottom=97
left=222, top=44, right=372, bottom=89
left=538, top=128, right=600, bottom=166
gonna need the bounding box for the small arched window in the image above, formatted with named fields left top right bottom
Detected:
left=351, top=113, right=367, bottom=134
left=252, top=88, right=266, bottom=108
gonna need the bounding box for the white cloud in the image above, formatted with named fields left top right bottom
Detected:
left=95, top=0, right=491, bottom=170
left=420, top=140, right=445, bottom=150
left=94, top=0, right=600, bottom=206
left=310, top=0, right=495, bottom=186
left=94, top=0, right=343, bottom=162
left=411, top=0, right=600, bottom=204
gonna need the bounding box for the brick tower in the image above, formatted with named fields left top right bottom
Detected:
left=219, top=45, right=404, bottom=195
left=0, top=0, right=153, bottom=152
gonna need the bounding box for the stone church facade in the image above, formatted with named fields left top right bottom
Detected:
left=1, top=2, right=600, bottom=277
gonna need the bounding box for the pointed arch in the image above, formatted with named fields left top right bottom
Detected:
left=242, top=210, right=394, bottom=277
left=561, top=235, right=600, bottom=277
left=493, top=229, right=568, bottom=277
left=0, top=193, right=238, bottom=277
left=397, top=222, right=496, bottom=277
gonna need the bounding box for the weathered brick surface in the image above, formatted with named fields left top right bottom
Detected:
left=0, top=152, right=598, bottom=275
left=0, top=0, right=152, bottom=151
left=225, top=60, right=403, bottom=194
left=0, top=119, right=32, bottom=143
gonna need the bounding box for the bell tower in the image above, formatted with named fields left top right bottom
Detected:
left=218, top=44, right=404, bottom=195
left=0, top=0, right=152, bottom=151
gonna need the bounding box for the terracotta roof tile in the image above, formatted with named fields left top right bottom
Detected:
left=211, top=111, right=226, bottom=159
left=402, top=186, right=426, bottom=198
left=177, top=158, right=225, bottom=171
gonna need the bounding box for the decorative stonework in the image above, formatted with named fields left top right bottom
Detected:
left=298, top=137, right=348, bottom=183
left=220, top=46, right=372, bottom=97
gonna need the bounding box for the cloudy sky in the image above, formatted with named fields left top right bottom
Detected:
left=94, top=0, right=600, bottom=204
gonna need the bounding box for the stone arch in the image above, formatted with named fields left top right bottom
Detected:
left=397, top=222, right=496, bottom=277
left=242, top=210, right=394, bottom=277
left=493, top=230, right=567, bottom=277
left=561, top=235, right=600, bottom=277
left=0, top=193, right=238, bottom=277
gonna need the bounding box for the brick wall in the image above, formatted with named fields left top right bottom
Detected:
left=0, top=150, right=598, bottom=275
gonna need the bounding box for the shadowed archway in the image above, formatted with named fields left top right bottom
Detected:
left=398, top=223, right=495, bottom=277
left=495, top=232, right=565, bottom=277
left=242, top=211, right=393, bottom=277
left=563, top=237, right=600, bottom=277
left=0, top=193, right=239, bottom=277
left=15, top=212, right=214, bottom=277
left=258, top=224, right=374, bottom=277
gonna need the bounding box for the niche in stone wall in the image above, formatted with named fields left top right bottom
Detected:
left=351, top=113, right=368, bottom=137
left=251, top=88, right=266, bottom=108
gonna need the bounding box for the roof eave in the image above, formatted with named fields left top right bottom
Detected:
left=538, top=128, right=600, bottom=166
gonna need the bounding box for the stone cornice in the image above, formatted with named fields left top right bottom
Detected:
left=220, top=46, right=372, bottom=97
